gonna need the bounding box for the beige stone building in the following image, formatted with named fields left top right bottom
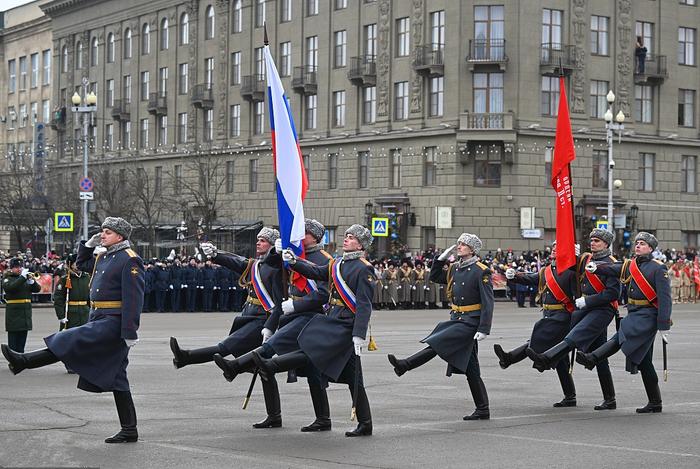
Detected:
left=7, top=0, right=700, bottom=257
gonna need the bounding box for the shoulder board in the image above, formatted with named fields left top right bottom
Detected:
left=319, top=250, right=333, bottom=260
left=360, top=258, right=372, bottom=266
left=125, top=249, right=137, bottom=258
left=609, top=256, right=617, bottom=262
left=476, top=261, right=488, bottom=271
left=653, top=259, right=664, bottom=265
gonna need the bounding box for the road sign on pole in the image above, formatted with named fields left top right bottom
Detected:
left=54, top=212, right=74, bottom=232
left=371, top=217, right=389, bottom=237
left=596, top=220, right=609, bottom=231
left=79, top=177, right=93, bottom=192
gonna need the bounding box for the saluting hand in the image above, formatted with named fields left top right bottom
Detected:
left=85, top=232, right=102, bottom=248
left=438, top=245, right=457, bottom=262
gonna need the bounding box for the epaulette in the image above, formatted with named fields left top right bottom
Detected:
left=653, top=259, right=663, bottom=265
left=319, top=249, right=333, bottom=260
left=360, top=258, right=372, bottom=266
left=609, top=255, right=617, bottom=262
left=476, top=261, right=488, bottom=271
left=125, top=249, right=137, bottom=258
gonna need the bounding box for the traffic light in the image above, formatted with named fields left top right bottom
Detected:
left=623, top=230, right=631, bottom=248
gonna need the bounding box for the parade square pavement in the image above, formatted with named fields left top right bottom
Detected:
left=1, top=302, right=699, bottom=469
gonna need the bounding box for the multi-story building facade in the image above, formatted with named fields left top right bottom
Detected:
left=24, top=0, right=700, bottom=256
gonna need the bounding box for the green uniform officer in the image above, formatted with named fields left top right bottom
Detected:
left=3, top=258, right=41, bottom=352
left=53, top=254, right=91, bottom=330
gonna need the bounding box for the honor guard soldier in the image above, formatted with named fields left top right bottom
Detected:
left=399, top=260, right=414, bottom=309
left=412, top=260, right=427, bottom=309
left=169, top=259, right=184, bottom=312
left=53, top=254, right=90, bottom=331
left=382, top=263, right=399, bottom=309
left=216, top=219, right=333, bottom=432
left=154, top=262, right=170, bottom=313
left=577, top=232, right=672, bottom=413
left=253, top=224, right=376, bottom=437
left=170, top=227, right=284, bottom=429
left=388, top=233, right=494, bottom=420
left=494, top=241, right=578, bottom=407
left=3, top=258, right=41, bottom=352
left=183, top=258, right=198, bottom=312
left=2, top=217, right=145, bottom=443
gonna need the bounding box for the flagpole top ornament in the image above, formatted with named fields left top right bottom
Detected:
left=263, top=23, right=269, bottom=46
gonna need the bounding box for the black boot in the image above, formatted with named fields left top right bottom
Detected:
left=576, top=338, right=621, bottom=371
left=463, top=376, right=490, bottom=420
left=526, top=341, right=574, bottom=370
left=105, top=391, right=138, bottom=443
left=1, top=345, right=58, bottom=375
left=387, top=347, right=437, bottom=377
left=213, top=348, right=260, bottom=382
left=594, top=369, right=617, bottom=410
left=252, top=350, right=309, bottom=382
left=493, top=343, right=527, bottom=370
left=345, top=386, right=372, bottom=437
left=553, top=358, right=576, bottom=407
left=301, top=384, right=331, bottom=432
left=170, top=337, right=220, bottom=369
left=253, top=377, right=282, bottom=428
left=636, top=370, right=662, bottom=413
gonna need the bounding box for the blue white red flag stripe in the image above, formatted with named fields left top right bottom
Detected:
left=331, top=260, right=357, bottom=313
left=251, top=260, right=275, bottom=311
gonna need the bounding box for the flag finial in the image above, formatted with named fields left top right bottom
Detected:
left=264, top=22, right=269, bottom=46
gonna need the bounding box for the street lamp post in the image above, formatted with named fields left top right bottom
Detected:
left=604, top=90, right=625, bottom=234
left=71, top=77, right=97, bottom=240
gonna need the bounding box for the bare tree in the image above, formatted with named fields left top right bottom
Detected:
left=91, top=164, right=135, bottom=221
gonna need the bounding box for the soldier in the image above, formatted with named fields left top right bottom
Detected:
left=383, top=262, right=399, bottom=309
left=200, top=260, right=217, bottom=312
left=527, top=231, right=619, bottom=411
left=493, top=241, right=578, bottom=407
left=143, top=260, right=154, bottom=313
left=53, top=254, right=91, bottom=372
left=215, top=219, right=334, bottom=432
left=252, top=224, right=376, bottom=437
left=425, top=259, right=440, bottom=309
left=3, top=258, right=41, bottom=352
left=388, top=233, right=493, bottom=420
left=217, top=263, right=233, bottom=312
left=412, top=260, right=427, bottom=309
left=2, top=217, right=145, bottom=443
left=169, top=227, right=284, bottom=429
left=183, top=258, right=198, bottom=312
left=399, top=260, right=414, bottom=309
left=153, top=262, right=170, bottom=313
left=371, top=261, right=384, bottom=309
left=577, top=232, right=672, bottom=413
left=169, top=258, right=184, bottom=312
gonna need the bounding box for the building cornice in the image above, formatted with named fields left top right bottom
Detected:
left=41, top=0, right=103, bottom=17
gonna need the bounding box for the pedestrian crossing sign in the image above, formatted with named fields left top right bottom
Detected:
left=371, top=217, right=389, bottom=237
left=54, top=212, right=74, bottom=232
left=596, top=220, right=609, bottom=231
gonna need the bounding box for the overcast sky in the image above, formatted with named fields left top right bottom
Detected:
left=2, top=0, right=36, bottom=13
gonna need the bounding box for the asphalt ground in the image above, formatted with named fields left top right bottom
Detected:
left=1, top=302, right=699, bottom=469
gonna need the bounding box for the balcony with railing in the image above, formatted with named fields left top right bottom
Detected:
left=292, top=66, right=318, bottom=95
left=634, top=54, right=667, bottom=85
left=240, top=75, right=266, bottom=101
left=457, top=111, right=516, bottom=144
left=466, top=39, right=508, bottom=70
left=347, top=55, right=376, bottom=87
left=50, top=106, right=66, bottom=131
left=540, top=43, right=579, bottom=75
left=413, top=45, right=444, bottom=77
left=191, top=84, right=214, bottom=109
left=147, top=93, right=168, bottom=115
left=111, top=99, right=130, bottom=121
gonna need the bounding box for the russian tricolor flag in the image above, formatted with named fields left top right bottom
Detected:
left=264, top=30, right=309, bottom=289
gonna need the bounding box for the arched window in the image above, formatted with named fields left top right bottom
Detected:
left=61, top=45, right=68, bottom=72
left=142, top=23, right=150, bottom=55
left=124, top=28, right=132, bottom=59
left=205, top=5, right=215, bottom=39
left=91, top=37, right=99, bottom=66
left=107, top=33, right=115, bottom=62
left=76, top=42, right=83, bottom=69
left=232, top=0, right=242, bottom=33
left=180, top=13, right=189, bottom=45
left=160, top=18, right=169, bottom=50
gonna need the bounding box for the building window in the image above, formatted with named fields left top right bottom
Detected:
left=592, top=150, right=608, bottom=189
left=8, top=60, right=16, bottom=93
left=140, top=118, right=149, bottom=148
left=231, top=51, right=242, bottom=84
left=178, top=63, right=188, bottom=94
left=280, top=0, right=292, bottom=22
left=307, top=0, right=318, bottom=16
left=178, top=112, right=188, bottom=143
left=122, top=121, right=132, bottom=149
left=335, top=0, right=347, bottom=10
left=358, top=151, right=369, bottom=188
left=158, top=67, right=168, bottom=97
left=249, top=159, right=259, bottom=192
left=232, top=0, right=242, bottom=33
left=328, top=153, right=338, bottom=189
left=474, top=143, right=503, bottom=187
left=158, top=115, right=167, bottom=146
left=140, top=71, right=149, bottom=101
left=364, top=24, right=377, bottom=57
left=230, top=104, right=240, bottom=137
left=226, top=161, right=235, bottom=193
left=429, top=77, right=444, bottom=117
left=42, top=99, right=50, bottom=123
left=142, top=23, right=150, bottom=55
left=590, top=15, right=609, bottom=55
left=682, top=155, right=697, bottom=193
left=474, top=72, right=503, bottom=120
left=305, top=95, right=317, bottom=129
left=30, top=102, right=37, bottom=125
left=333, top=90, right=346, bottom=127
left=42, top=50, right=50, bottom=85
left=681, top=0, right=696, bottom=5
left=635, top=84, right=653, bottom=123
left=639, top=152, right=655, bottom=191
left=154, top=166, right=162, bottom=195
left=105, top=123, right=114, bottom=150
left=30, top=53, right=38, bottom=88
left=205, top=5, right=215, bottom=39
left=18, top=104, right=26, bottom=128
left=394, top=81, right=409, bottom=120
left=541, top=76, right=560, bottom=116
left=363, top=86, right=376, bottom=124
left=254, top=101, right=265, bottom=134
left=542, top=9, right=562, bottom=59
left=180, top=13, right=190, bottom=45
left=124, top=29, right=132, bottom=59
left=255, top=47, right=265, bottom=78
left=678, top=89, right=696, bottom=127
left=679, top=27, right=696, bottom=65
left=90, top=37, right=99, bottom=66
left=396, top=17, right=410, bottom=57
left=590, top=80, right=609, bottom=118
left=302, top=154, right=311, bottom=181
left=19, top=56, right=27, bottom=89
left=334, top=30, right=347, bottom=68
left=205, top=57, right=214, bottom=88
left=430, top=10, right=445, bottom=48
left=123, top=75, right=132, bottom=103
left=279, top=43, right=291, bottom=77
left=389, top=149, right=402, bottom=188
left=255, top=0, right=266, bottom=28
left=107, top=33, right=115, bottom=62
left=75, top=41, right=83, bottom=69
left=682, top=231, right=700, bottom=249
left=204, top=109, right=213, bottom=142
left=160, top=18, right=169, bottom=50
left=174, top=164, right=182, bottom=193
left=424, top=146, right=437, bottom=186
left=474, top=5, right=505, bottom=60
left=306, top=35, right=318, bottom=68
left=636, top=21, right=654, bottom=56
left=61, top=46, right=67, bottom=73
left=106, top=79, right=114, bottom=106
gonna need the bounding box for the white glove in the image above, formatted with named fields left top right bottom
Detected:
left=182, top=284, right=188, bottom=288
left=281, top=298, right=295, bottom=314
left=124, top=339, right=138, bottom=348
left=585, top=262, right=597, bottom=273
left=94, top=246, right=107, bottom=256
left=169, top=285, right=174, bottom=290
left=59, top=318, right=68, bottom=324
left=412, top=285, right=417, bottom=290
left=352, top=336, right=366, bottom=356
left=661, top=332, right=670, bottom=343
left=575, top=243, right=581, bottom=257
left=575, top=297, right=587, bottom=309
left=20, top=268, right=29, bottom=278
left=274, top=238, right=283, bottom=253
left=397, top=285, right=402, bottom=290
left=261, top=328, right=273, bottom=343
left=438, top=245, right=456, bottom=261
left=505, top=268, right=516, bottom=280
left=200, top=242, right=217, bottom=257
left=281, top=248, right=297, bottom=265
left=85, top=232, right=102, bottom=248
left=474, top=332, right=487, bottom=342
left=27, top=278, right=35, bottom=285
left=384, top=285, right=388, bottom=290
